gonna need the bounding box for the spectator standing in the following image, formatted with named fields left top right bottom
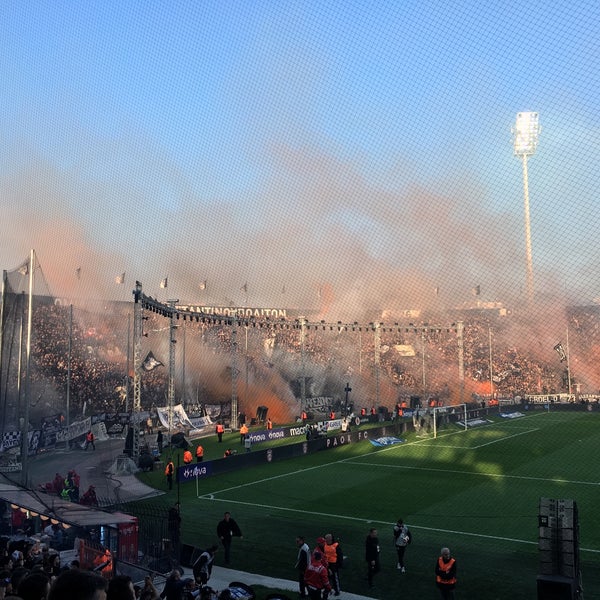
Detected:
left=17, top=571, right=51, bottom=600
left=294, top=536, right=311, bottom=598
left=157, top=430, right=164, bottom=454
left=47, top=570, right=108, bottom=600
left=435, top=547, right=457, bottom=599
left=393, top=518, right=412, bottom=572
left=216, top=512, right=243, bottom=565
left=107, top=574, right=136, bottom=600
left=141, top=575, right=160, bottom=600
left=304, top=551, right=331, bottom=600
left=168, top=503, right=182, bottom=560
left=85, top=430, right=95, bottom=451
left=192, top=545, right=218, bottom=586
left=365, top=528, right=380, bottom=589
left=160, top=569, right=185, bottom=600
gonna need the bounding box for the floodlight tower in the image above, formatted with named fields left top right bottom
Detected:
left=512, top=111, right=541, bottom=304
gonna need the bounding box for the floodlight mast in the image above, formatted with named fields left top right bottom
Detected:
left=512, top=112, right=541, bottom=305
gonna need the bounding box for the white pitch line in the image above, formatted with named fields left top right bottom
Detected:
left=197, top=413, right=555, bottom=499
left=342, top=460, right=600, bottom=487
left=196, top=492, right=600, bottom=555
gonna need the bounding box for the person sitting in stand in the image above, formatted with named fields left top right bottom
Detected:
left=80, top=485, right=98, bottom=507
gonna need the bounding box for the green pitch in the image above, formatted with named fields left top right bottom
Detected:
left=133, top=409, right=600, bottom=599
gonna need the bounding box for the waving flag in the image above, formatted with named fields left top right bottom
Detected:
left=115, top=273, right=125, bottom=285
left=553, top=342, right=567, bottom=362
left=142, top=351, right=164, bottom=371
left=160, top=277, right=168, bottom=289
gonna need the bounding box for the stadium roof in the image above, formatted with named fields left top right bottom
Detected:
left=0, top=483, right=135, bottom=528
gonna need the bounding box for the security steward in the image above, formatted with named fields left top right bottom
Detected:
left=196, top=444, right=204, bottom=462
left=165, top=460, right=175, bottom=490
left=324, top=533, right=342, bottom=596
left=435, top=547, right=457, bottom=599
left=183, top=449, right=193, bottom=464
left=239, top=423, right=249, bottom=444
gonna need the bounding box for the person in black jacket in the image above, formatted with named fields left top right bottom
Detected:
left=294, top=536, right=311, bottom=598
left=216, top=512, right=243, bottom=565
left=365, top=528, right=380, bottom=588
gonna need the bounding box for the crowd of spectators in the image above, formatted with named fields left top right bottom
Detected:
left=2, top=296, right=600, bottom=423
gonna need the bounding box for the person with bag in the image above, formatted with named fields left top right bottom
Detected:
left=393, top=518, right=412, bottom=573
left=193, top=545, right=218, bottom=586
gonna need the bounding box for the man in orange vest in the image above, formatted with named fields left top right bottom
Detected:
left=165, top=460, right=174, bottom=490
left=183, top=449, right=193, bottom=464
left=196, top=444, right=204, bottom=463
left=323, top=533, right=342, bottom=596
left=216, top=422, right=225, bottom=443
left=435, top=547, right=457, bottom=599
left=266, top=418, right=273, bottom=430
left=239, top=423, right=249, bottom=444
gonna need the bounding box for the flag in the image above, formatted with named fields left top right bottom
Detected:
left=472, top=285, right=481, bottom=296
left=142, top=351, right=164, bottom=371
left=199, top=280, right=207, bottom=290
left=241, top=282, right=248, bottom=293
left=17, top=262, right=28, bottom=276
left=115, top=273, right=125, bottom=285
left=554, top=342, right=567, bottom=362
left=75, top=267, right=81, bottom=280
left=160, top=277, right=168, bottom=289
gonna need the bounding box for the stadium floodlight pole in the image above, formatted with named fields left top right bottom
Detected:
left=421, top=330, right=426, bottom=390
left=20, top=249, right=34, bottom=486
left=132, top=282, right=143, bottom=460
left=168, top=299, right=178, bottom=436
left=565, top=325, right=572, bottom=397
left=374, top=322, right=381, bottom=410
left=299, top=316, right=306, bottom=412
left=231, top=315, right=239, bottom=430
left=512, top=111, right=541, bottom=305
left=457, top=321, right=465, bottom=404
left=488, top=327, right=494, bottom=402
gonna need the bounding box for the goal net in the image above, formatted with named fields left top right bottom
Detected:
left=432, top=403, right=468, bottom=438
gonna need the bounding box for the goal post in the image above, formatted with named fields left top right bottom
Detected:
left=432, top=403, right=468, bottom=438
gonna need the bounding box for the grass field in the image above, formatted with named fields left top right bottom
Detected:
left=133, top=408, right=600, bottom=599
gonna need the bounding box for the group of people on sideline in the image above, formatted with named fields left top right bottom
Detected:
left=294, top=520, right=456, bottom=599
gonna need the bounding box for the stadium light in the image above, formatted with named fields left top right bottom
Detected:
left=512, top=111, right=541, bottom=304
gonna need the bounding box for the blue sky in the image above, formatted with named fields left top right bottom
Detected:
left=1, top=1, right=599, bottom=314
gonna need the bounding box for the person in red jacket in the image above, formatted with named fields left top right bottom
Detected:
left=304, top=551, right=331, bottom=600
left=435, top=547, right=457, bottom=599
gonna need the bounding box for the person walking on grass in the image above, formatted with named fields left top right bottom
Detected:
left=216, top=511, right=243, bottom=565
left=365, top=528, right=380, bottom=589
left=393, top=518, right=412, bottom=573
